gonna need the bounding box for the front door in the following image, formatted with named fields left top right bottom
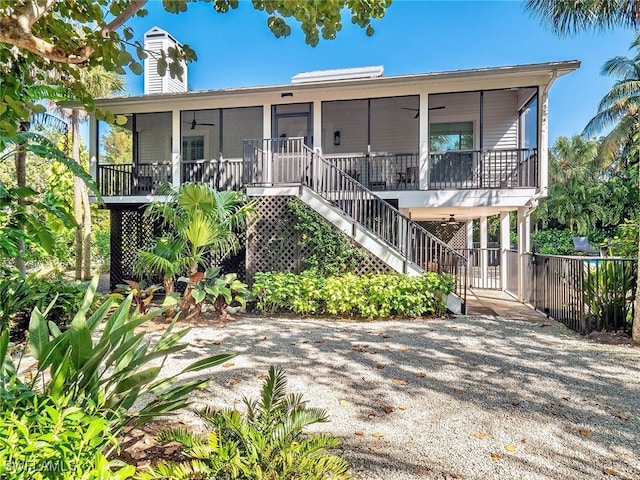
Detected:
left=274, top=113, right=310, bottom=146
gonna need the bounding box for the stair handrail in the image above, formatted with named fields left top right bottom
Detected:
left=243, top=138, right=467, bottom=304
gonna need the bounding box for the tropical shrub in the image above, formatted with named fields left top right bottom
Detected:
left=0, top=270, right=88, bottom=335
left=288, top=199, right=367, bottom=276
left=609, top=218, right=639, bottom=257
left=583, top=259, right=637, bottom=332
left=0, top=276, right=236, bottom=435
left=253, top=271, right=454, bottom=317
left=0, top=384, right=134, bottom=480
left=140, top=366, right=352, bottom=480
left=178, top=266, right=252, bottom=319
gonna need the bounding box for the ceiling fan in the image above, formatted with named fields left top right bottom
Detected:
left=183, top=111, right=216, bottom=130
left=401, top=105, right=446, bottom=118
left=440, top=214, right=458, bottom=226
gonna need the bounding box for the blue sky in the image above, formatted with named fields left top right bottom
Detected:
left=122, top=0, right=635, bottom=143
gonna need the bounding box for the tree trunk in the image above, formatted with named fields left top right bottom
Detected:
left=634, top=146, right=640, bottom=344
left=14, top=122, right=28, bottom=275
left=82, top=182, right=92, bottom=280
left=70, top=109, right=89, bottom=280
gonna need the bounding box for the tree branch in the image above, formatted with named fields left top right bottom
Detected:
left=0, top=0, right=147, bottom=65
left=101, top=0, right=148, bottom=38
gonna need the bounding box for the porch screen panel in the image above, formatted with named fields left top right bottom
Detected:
left=321, top=99, right=367, bottom=154
left=370, top=95, right=419, bottom=153
left=181, top=109, right=219, bottom=160
left=137, top=112, right=172, bottom=164
left=222, top=106, right=263, bottom=158
left=98, top=115, right=133, bottom=164
left=482, top=90, right=518, bottom=150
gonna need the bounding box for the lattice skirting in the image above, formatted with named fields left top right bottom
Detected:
left=110, top=196, right=399, bottom=290
left=109, top=206, right=246, bottom=290
left=245, top=196, right=392, bottom=283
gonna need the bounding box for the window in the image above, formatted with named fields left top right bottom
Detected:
left=182, top=136, right=204, bottom=161
left=429, top=122, right=474, bottom=151
left=520, top=97, right=538, bottom=149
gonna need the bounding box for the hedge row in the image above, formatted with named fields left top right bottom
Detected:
left=252, top=271, right=454, bottom=318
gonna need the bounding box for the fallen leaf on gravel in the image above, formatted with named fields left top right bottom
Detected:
left=369, top=445, right=379, bottom=452
left=450, top=474, right=462, bottom=479
left=290, top=342, right=296, bottom=346
left=579, top=428, right=592, bottom=438
left=392, top=378, right=408, bottom=385
left=511, top=401, right=521, bottom=407
left=131, top=451, right=146, bottom=460
left=212, top=341, right=221, bottom=345
left=603, top=468, right=619, bottom=476
left=612, top=412, right=629, bottom=421
left=164, top=445, right=180, bottom=455
left=222, top=362, right=234, bottom=368
left=398, top=346, right=408, bottom=351
left=368, top=411, right=377, bottom=418
left=383, top=407, right=394, bottom=414
left=372, top=432, right=385, bottom=438
left=453, top=388, right=464, bottom=395
left=376, top=364, right=385, bottom=369
left=302, top=340, right=309, bottom=344
left=229, top=379, right=240, bottom=385
left=504, top=444, right=517, bottom=452
left=521, top=438, right=527, bottom=444
left=379, top=333, right=390, bottom=339
left=552, top=401, right=563, bottom=407
left=490, top=453, right=501, bottom=461
left=339, top=400, right=351, bottom=406
left=369, top=350, right=377, bottom=354
left=316, top=339, right=325, bottom=344
left=473, top=432, right=488, bottom=439
left=414, top=372, right=426, bottom=378
left=257, top=374, right=268, bottom=379
left=539, top=323, right=552, bottom=327
left=355, top=431, right=364, bottom=436
left=398, top=405, right=408, bottom=410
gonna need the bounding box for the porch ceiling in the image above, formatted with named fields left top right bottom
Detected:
left=405, top=206, right=515, bottom=222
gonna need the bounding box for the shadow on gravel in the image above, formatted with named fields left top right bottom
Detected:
left=151, top=314, right=640, bottom=479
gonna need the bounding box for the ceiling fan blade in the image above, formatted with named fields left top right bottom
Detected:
left=401, top=107, right=419, bottom=111
left=429, top=106, right=446, bottom=110
left=198, top=123, right=216, bottom=126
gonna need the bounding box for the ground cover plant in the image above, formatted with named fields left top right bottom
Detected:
left=253, top=271, right=454, bottom=317
left=140, top=366, right=351, bottom=480
left=0, top=275, right=238, bottom=478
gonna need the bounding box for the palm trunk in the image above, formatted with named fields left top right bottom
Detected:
left=14, top=122, right=28, bottom=275
left=71, top=110, right=84, bottom=280
left=81, top=181, right=92, bottom=280
left=633, top=125, right=640, bottom=344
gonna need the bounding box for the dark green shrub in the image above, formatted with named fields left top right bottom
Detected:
left=0, top=276, right=236, bottom=435
left=583, top=260, right=637, bottom=332
left=0, top=385, right=134, bottom=479
left=288, top=199, right=366, bottom=276
left=141, top=366, right=352, bottom=480
left=253, top=271, right=454, bottom=318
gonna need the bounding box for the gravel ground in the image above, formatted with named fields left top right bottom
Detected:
left=146, top=313, right=640, bottom=480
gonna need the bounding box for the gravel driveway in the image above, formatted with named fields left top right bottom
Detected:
left=156, top=313, right=640, bottom=480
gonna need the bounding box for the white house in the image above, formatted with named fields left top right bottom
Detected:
left=89, top=35, right=579, bottom=312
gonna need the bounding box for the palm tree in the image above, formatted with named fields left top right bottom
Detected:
left=525, top=0, right=640, bottom=36
left=526, top=1, right=640, bottom=343
left=55, top=67, right=125, bottom=280
left=135, top=182, right=254, bottom=319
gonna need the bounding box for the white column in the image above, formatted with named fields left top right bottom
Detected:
left=539, top=88, right=549, bottom=193
left=524, top=212, right=532, bottom=252
left=480, top=215, right=488, bottom=289
left=517, top=206, right=527, bottom=301
left=263, top=105, right=272, bottom=183
left=419, top=93, right=429, bottom=190
left=466, top=219, right=474, bottom=249
left=89, top=116, right=98, bottom=185
left=171, top=109, right=181, bottom=188
left=500, top=211, right=510, bottom=292
left=313, top=100, right=322, bottom=152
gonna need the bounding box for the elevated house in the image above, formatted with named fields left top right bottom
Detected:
left=90, top=28, right=579, bottom=313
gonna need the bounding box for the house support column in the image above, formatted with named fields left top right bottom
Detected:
left=480, top=215, right=488, bottom=289
left=500, top=211, right=510, bottom=292
left=171, top=109, right=181, bottom=188
left=466, top=220, right=474, bottom=249
left=89, top=116, right=98, bottom=183
left=516, top=207, right=530, bottom=301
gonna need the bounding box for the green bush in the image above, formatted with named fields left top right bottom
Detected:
left=288, top=199, right=367, bottom=276
left=0, top=276, right=236, bottom=435
left=141, top=366, right=352, bottom=480
left=0, top=270, right=89, bottom=334
left=0, top=385, right=134, bottom=480
left=583, top=260, right=637, bottom=332
left=253, top=271, right=454, bottom=318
